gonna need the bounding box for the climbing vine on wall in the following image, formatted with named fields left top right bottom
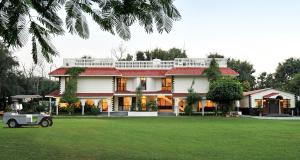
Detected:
left=61, top=67, right=85, bottom=114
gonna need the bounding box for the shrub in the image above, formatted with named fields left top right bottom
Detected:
left=146, top=100, right=158, bottom=111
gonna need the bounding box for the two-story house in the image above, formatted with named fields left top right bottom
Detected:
left=47, top=58, right=238, bottom=115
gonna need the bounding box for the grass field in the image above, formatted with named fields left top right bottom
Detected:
left=1, top=117, right=300, bottom=160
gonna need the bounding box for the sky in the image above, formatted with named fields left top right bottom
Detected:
left=14, top=0, right=300, bottom=76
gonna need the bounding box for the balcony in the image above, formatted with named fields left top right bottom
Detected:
left=62, top=58, right=227, bottom=68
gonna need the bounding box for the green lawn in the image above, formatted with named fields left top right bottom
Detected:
left=1, top=117, right=300, bottom=160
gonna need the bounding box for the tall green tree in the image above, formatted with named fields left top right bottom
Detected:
left=285, top=73, right=300, bottom=96
left=227, top=58, right=256, bottom=90
left=275, top=58, right=300, bottom=87
left=203, top=58, right=221, bottom=82
left=207, top=76, right=243, bottom=115
left=256, top=72, right=276, bottom=89
left=0, top=0, right=181, bottom=63
left=0, top=42, right=20, bottom=99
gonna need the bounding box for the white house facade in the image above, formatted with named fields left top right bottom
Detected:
left=47, top=58, right=238, bottom=115
left=240, top=88, right=296, bottom=115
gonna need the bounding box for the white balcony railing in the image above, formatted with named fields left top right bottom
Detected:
left=62, top=58, right=227, bottom=69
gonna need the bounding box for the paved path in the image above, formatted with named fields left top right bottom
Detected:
left=243, top=115, right=300, bottom=120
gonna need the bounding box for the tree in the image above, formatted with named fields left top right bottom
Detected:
left=256, top=72, right=276, bottom=89
left=285, top=73, right=300, bottom=96
left=203, top=58, right=221, bottom=82
left=207, top=52, right=224, bottom=58
left=184, top=80, right=202, bottom=116
left=61, top=67, right=85, bottom=115
left=134, top=85, right=143, bottom=111
left=207, top=77, right=243, bottom=115
left=227, top=58, right=256, bottom=90
left=0, top=0, right=181, bottom=63
left=144, top=47, right=187, bottom=60
left=124, top=54, right=133, bottom=61
left=111, top=43, right=126, bottom=60
left=136, top=51, right=146, bottom=61
left=275, top=58, right=300, bottom=87
left=0, top=42, right=19, bottom=99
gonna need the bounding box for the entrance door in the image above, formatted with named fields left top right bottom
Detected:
left=268, top=99, right=279, bottom=114
left=118, top=97, right=124, bottom=111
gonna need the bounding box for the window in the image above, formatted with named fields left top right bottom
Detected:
left=140, top=77, right=146, bottom=90
left=162, top=78, right=172, bottom=91
left=117, top=78, right=126, bottom=91
left=157, top=96, right=173, bottom=110
left=280, top=99, right=290, bottom=108
left=101, top=99, right=108, bottom=112
left=255, top=99, right=263, bottom=107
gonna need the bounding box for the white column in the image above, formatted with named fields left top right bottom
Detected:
left=108, top=98, right=112, bottom=117
left=56, top=104, right=58, bottom=115
left=236, top=100, right=240, bottom=112
left=201, top=98, right=206, bottom=116
left=80, top=99, right=85, bottom=116
left=174, top=98, right=179, bottom=116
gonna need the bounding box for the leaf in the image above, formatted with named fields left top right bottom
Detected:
left=37, top=16, right=64, bottom=34
left=115, top=17, right=130, bottom=40
left=29, top=22, right=58, bottom=63
left=32, top=36, right=38, bottom=64
left=65, top=0, right=90, bottom=38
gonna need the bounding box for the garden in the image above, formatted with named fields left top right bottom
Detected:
left=1, top=117, right=300, bottom=160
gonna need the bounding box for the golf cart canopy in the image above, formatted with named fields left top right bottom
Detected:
left=11, top=95, right=42, bottom=99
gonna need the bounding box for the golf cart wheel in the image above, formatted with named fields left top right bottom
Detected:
left=40, top=119, right=49, bottom=127
left=48, top=118, right=53, bottom=126
left=7, top=119, right=18, bottom=128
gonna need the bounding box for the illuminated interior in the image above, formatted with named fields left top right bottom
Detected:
left=255, top=99, right=263, bottom=107
left=123, top=97, right=131, bottom=111
left=117, top=78, right=126, bottom=91
left=280, top=99, right=290, bottom=108
left=141, top=96, right=147, bottom=110
left=140, top=77, right=146, bottom=90
left=179, top=99, right=185, bottom=112
left=162, top=78, right=172, bottom=91
left=101, top=99, right=108, bottom=111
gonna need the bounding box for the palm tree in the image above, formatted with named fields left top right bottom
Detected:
left=0, top=0, right=181, bottom=63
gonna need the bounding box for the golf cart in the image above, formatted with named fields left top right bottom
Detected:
left=2, top=95, right=53, bottom=128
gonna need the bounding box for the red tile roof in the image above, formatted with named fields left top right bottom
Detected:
left=49, top=67, right=238, bottom=76
left=173, top=93, right=206, bottom=97
left=263, top=92, right=279, bottom=98
left=76, top=93, right=114, bottom=97
left=49, top=68, right=121, bottom=76
left=45, top=90, right=60, bottom=97
left=165, top=67, right=238, bottom=76
left=115, top=90, right=172, bottom=95
left=119, top=70, right=168, bottom=77
left=243, top=88, right=271, bottom=96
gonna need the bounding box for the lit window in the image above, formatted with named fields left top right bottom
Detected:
left=281, top=99, right=290, bottom=108
left=255, top=99, right=263, bottom=107
left=206, top=100, right=215, bottom=107
left=101, top=99, right=108, bottom=112
left=162, top=78, right=172, bottom=91
left=140, top=77, right=146, bottom=90
left=179, top=99, right=185, bottom=112
left=117, top=78, right=126, bottom=91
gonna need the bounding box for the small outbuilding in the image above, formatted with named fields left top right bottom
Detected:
left=240, top=88, right=296, bottom=116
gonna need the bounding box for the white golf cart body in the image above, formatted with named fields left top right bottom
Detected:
left=3, top=112, right=52, bottom=125
left=2, top=95, right=53, bottom=128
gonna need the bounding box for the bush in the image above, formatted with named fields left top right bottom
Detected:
left=90, top=105, right=100, bottom=115
left=146, top=100, right=158, bottom=111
